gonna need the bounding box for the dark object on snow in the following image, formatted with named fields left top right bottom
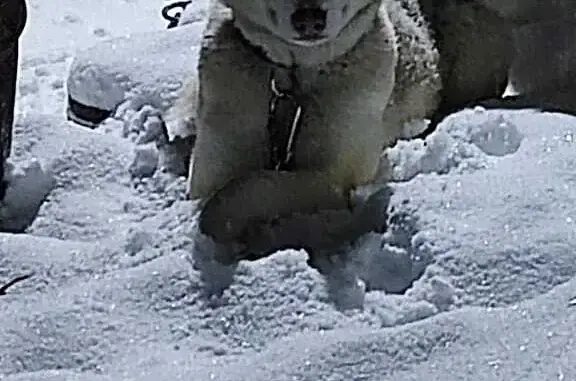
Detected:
left=198, top=170, right=393, bottom=265
left=65, top=94, right=113, bottom=129
left=162, top=1, right=192, bottom=29
left=0, top=272, right=34, bottom=296
left=0, top=0, right=27, bottom=198
left=242, top=186, right=393, bottom=263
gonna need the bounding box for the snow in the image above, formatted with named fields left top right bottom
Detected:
left=65, top=0, right=211, bottom=112
left=1, top=0, right=576, bottom=380
left=0, top=158, right=55, bottom=233
left=66, top=23, right=206, bottom=111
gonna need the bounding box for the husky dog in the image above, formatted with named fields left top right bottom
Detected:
left=417, top=0, right=576, bottom=128
left=177, top=0, right=441, bottom=309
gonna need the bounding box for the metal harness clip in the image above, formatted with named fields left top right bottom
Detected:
left=266, top=73, right=303, bottom=171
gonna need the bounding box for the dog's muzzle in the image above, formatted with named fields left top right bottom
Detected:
left=290, top=6, right=327, bottom=40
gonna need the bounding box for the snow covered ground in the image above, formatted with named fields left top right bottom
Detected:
left=1, top=0, right=575, bottom=380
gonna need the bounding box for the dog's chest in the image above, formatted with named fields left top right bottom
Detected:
left=263, top=60, right=353, bottom=171
left=264, top=67, right=310, bottom=172
left=264, top=65, right=326, bottom=171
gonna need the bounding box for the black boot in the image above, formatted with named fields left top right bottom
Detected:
left=0, top=0, right=52, bottom=234
left=0, top=0, right=27, bottom=199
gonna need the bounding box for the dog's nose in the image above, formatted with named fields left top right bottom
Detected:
left=290, top=7, right=327, bottom=36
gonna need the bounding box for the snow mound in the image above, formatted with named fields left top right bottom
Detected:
left=3, top=103, right=576, bottom=380
left=388, top=107, right=526, bottom=181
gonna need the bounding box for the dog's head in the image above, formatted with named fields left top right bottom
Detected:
left=224, top=0, right=377, bottom=46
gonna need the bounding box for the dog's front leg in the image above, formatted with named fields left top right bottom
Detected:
left=188, top=21, right=274, bottom=296
left=198, top=58, right=396, bottom=309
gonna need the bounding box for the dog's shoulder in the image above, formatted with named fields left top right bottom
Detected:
left=201, top=1, right=236, bottom=52
left=387, top=0, right=441, bottom=99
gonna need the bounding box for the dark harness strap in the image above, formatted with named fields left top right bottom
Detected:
left=265, top=68, right=304, bottom=172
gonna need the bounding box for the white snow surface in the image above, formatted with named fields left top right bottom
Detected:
left=2, top=0, right=576, bottom=380
left=65, top=0, right=211, bottom=111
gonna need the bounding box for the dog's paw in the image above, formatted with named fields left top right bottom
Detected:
left=330, top=276, right=366, bottom=311
left=0, top=159, right=55, bottom=233
left=189, top=229, right=239, bottom=297
left=308, top=245, right=367, bottom=310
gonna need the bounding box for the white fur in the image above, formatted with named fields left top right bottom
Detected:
left=224, top=0, right=383, bottom=67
